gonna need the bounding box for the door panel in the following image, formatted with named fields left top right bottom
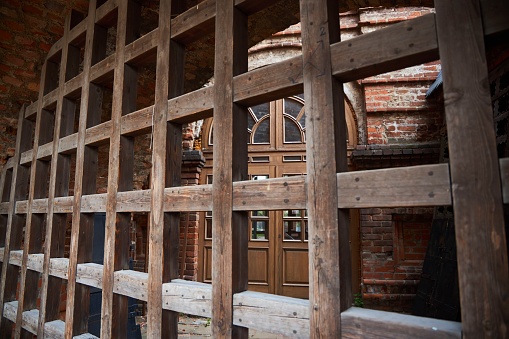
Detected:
left=198, top=162, right=361, bottom=299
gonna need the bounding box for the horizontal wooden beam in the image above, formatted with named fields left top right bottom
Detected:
left=233, top=291, right=309, bottom=337
left=29, top=3, right=507, bottom=127
left=3, top=301, right=98, bottom=338
left=340, top=307, right=462, bottom=339
left=0, top=255, right=461, bottom=338
left=10, top=158, right=496, bottom=214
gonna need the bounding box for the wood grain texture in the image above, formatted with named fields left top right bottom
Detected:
left=11, top=15, right=443, bottom=165
left=15, top=159, right=509, bottom=214
left=340, top=307, right=461, bottom=339
left=64, top=0, right=97, bottom=337
left=100, top=0, right=131, bottom=337
left=2, top=250, right=463, bottom=339
left=38, top=12, right=75, bottom=337
left=147, top=0, right=181, bottom=337
left=15, top=40, right=55, bottom=339
left=299, top=0, right=350, bottom=336
left=212, top=1, right=249, bottom=337
left=233, top=291, right=309, bottom=338
left=435, top=1, right=509, bottom=338
left=0, top=108, right=30, bottom=331
left=162, top=12, right=186, bottom=333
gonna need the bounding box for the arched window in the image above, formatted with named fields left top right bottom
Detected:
left=205, top=94, right=356, bottom=151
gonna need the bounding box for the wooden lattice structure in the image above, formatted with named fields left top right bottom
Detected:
left=0, top=0, right=508, bottom=337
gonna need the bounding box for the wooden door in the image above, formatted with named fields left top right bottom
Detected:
left=198, top=162, right=360, bottom=299
left=199, top=166, right=278, bottom=294
left=275, top=169, right=309, bottom=298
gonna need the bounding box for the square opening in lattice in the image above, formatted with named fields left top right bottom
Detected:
left=120, top=57, right=156, bottom=116
left=70, top=9, right=86, bottom=30
left=63, top=213, right=73, bottom=259
left=55, top=150, right=76, bottom=198
left=96, top=143, right=110, bottom=194
left=44, top=52, right=62, bottom=96
left=38, top=109, right=56, bottom=146
left=0, top=214, right=7, bottom=248
left=34, top=159, right=51, bottom=199
left=91, top=8, right=118, bottom=66
left=131, top=212, right=148, bottom=271
left=86, top=79, right=113, bottom=126
left=126, top=0, right=159, bottom=45
left=59, top=97, right=80, bottom=137
left=66, top=33, right=87, bottom=82
left=129, top=134, right=152, bottom=191
left=2, top=168, right=13, bottom=202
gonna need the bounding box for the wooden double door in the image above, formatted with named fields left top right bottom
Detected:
left=198, top=160, right=360, bottom=299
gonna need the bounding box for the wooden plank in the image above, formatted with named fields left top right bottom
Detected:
left=331, top=13, right=438, bottom=82
left=38, top=13, right=76, bottom=338
left=299, top=0, right=350, bottom=337
left=100, top=0, right=130, bottom=337
left=168, top=87, right=214, bottom=123
left=161, top=2, right=186, bottom=334
left=10, top=159, right=509, bottom=215
left=124, top=28, right=158, bottom=66
left=64, top=0, right=98, bottom=336
left=435, top=1, right=509, bottom=338
left=212, top=1, right=249, bottom=337
left=162, top=280, right=212, bottom=317
left=147, top=0, right=182, bottom=336
left=120, top=106, right=154, bottom=136
left=170, top=0, right=215, bottom=44
left=340, top=307, right=461, bottom=339
left=233, top=291, right=309, bottom=338
left=4, top=301, right=98, bottom=339
left=95, top=0, right=118, bottom=25
left=63, top=73, right=84, bottom=99
left=2, top=252, right=465, bottom=339
left=337, top=163, right=451, bottom=208
left=15, top=51, right=55, bottom=339
left=89, top=54, right=115, bottom=84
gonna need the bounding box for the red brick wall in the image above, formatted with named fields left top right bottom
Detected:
left=359, top=7, right=442, bottom=146
left=351, top=7, right=442, bottom=312
left=0, top=0, right=88, bottom=169
left=361, top=207, right=433, bottom=313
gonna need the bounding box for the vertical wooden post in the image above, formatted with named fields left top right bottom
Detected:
left=64, top=0, right=97, bottom=337
left=212, top=1, right=249, bottom=338
left=0, top=106, right=31, bottom=334
left=37, top=12, right=76, bottom=337
left=163, top=2, right=186, bottom=337
left=14, top=35, right=58, bottom=338
left=147, top=0, right=185, bottom=337
left=299, top=0, right=352, bottom=337
left=435, top=1, right=509, bottom=337
left=100, top=0, right=136, bottom=337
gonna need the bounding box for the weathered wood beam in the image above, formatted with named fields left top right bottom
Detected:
left=37, top=12, right=76, bottom=338
left=435, top=0, right=509, bottom=337
left=15, top=40, right=57, bottom=339
left=64, top=0, right=98, bottom=336
left=212, top=1, right=249, bottom=337
left=0, top=109, right=31, bottom=333
left=12, top=158, right=509, bottom=214
left=23, top=12, right=442, bottom=153
left=300, top=0, right=351, bottom=337
left=2, top=255, right=463, bottom=339
left=100, top=0, right=134, bottom=336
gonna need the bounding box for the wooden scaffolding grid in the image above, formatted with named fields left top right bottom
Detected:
left=0, top=0, right=507, bottom=338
